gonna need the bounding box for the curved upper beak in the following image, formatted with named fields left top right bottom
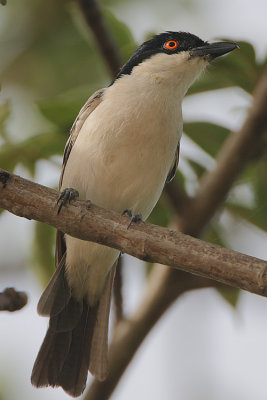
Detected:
left=191, top=41, right=239, bottom=59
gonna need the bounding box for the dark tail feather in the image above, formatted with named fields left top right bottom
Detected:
left=57, top=302, right=98, bottom=396
left=37, top=254, right=70, bottom=317
left=31, top=328, right=72, bottom=388
left=31, top=263, right=116, bottom=397
left=89, top=263, right=115, bottom=380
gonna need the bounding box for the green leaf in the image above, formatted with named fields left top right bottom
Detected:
left=188, top=69, right=234, bottom=95
left=148, top=197, right=172, bottom=227
left=2, top=5, right=107, bottom=97
left=254, top=159, right=267, bottom=205
left=32, top=222, right=56, bottom=285
left=187, top=159, right=206, bottom=178
left=104, top=9, right=137, bottom=62
left=236, top=41, right=256, bottom=68
left=0, top=101, right=10, bottom=141
left=225, top=203, right=267, bottom=232
left=37, top=9, right=136, bottom=132
left=0, top=132, right=65, bottom=174
left=217, top=287, right=240, bottom=308
left=203, top=220, right=227, bottom=247
left=225, top=159, right=267, bottom=232
left=0, top=0, right=7, bottom=5
left=38, top=86, right=92, bottom=130
left=184, top=122, right=229, bottom=157
left=261, top=54, right=267, bottom=70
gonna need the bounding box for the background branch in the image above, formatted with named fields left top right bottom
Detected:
left=77, top=0, right=123, bottom=77
left=177, top=70, right=267, bottom=236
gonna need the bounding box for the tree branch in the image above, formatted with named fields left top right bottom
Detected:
left=0, top=168, right=267, bottom=297
left=77, top=0, right=123, bottom=78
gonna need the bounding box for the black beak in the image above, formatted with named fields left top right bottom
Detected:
left=191, top=41, right=239, bottom=59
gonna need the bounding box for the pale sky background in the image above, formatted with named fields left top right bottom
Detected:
left=1, top=0, right=267, bottom=399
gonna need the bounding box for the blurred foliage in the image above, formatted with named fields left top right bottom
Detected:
left=0, top=0, right=266, bottom=308
left=148, top=197, right=172, bottom=227
left=0, top=101, right=10, bottom=141
left=225, top=158, right=267, bottom=231
left=188, top=40, right=267, bottom=94
left=1, top=1, right=106, bottom=96
left=184, top=122, right=229, bottom=157
left=104, top=9, right=137, bottom=61
left=0, top=132, right=65, bottom=175
left=38, top=86, right=92, bottom=132
left=32, top=222, right=56, bottom=284
left=217, top=286, right=240, bottom=308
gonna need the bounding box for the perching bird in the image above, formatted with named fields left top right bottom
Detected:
left=31, top=31, right=238, bottom=397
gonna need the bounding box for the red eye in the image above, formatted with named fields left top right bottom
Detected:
left=164, top=40, right=179, bottom=50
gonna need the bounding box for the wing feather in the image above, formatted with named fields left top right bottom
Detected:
left=57, top=88, right=105, bottom=267
left=59, top=88, right=105, bottom=189
left=166, top=142, right=180, bottom=184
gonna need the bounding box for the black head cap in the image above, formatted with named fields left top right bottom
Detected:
left=111, top=31, right=207, bottom=83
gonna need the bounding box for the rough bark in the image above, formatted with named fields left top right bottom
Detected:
left=1, top=168, right=267, bottom=297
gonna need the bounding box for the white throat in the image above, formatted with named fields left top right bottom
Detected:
left=128, top=51, right=208, bottom=99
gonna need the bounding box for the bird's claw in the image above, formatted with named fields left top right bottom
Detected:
left=122, top=209, right=143, bottom=229
left=57, top=188, right=79, bottom=214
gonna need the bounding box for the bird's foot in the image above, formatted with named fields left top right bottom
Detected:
left=57, top=188, right=79, bottom=214
left=122, top=209, right=143, bottom=229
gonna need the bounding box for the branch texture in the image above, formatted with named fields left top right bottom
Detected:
left=0, top=168, right=267, bottom=297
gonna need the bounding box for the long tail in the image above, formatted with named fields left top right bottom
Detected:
left=31, top=256, right=116, bottom=397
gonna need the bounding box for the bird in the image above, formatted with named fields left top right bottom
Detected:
left=31, top=31, right=238, bottom=397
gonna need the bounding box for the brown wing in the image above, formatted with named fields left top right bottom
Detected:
left=166, top=142, right=180, bottom=184
left=59, top=88, right=105, bottom=189
left=56, top=88, right=105, bottom=265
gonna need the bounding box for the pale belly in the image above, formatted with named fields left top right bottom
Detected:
left=61, top=96, right=181, bottom=304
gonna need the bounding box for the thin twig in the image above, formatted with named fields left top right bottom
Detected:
left=77, top=0, right=123, bottom=78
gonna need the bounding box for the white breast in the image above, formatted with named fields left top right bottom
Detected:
left=63, top=75, right=182, bottom=218
left=61, top=58, right=187, bottom=304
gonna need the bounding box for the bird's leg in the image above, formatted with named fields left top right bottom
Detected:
left=57, top=188, right=79, bottom=214
left=122, top=209, right=143, bottom=229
